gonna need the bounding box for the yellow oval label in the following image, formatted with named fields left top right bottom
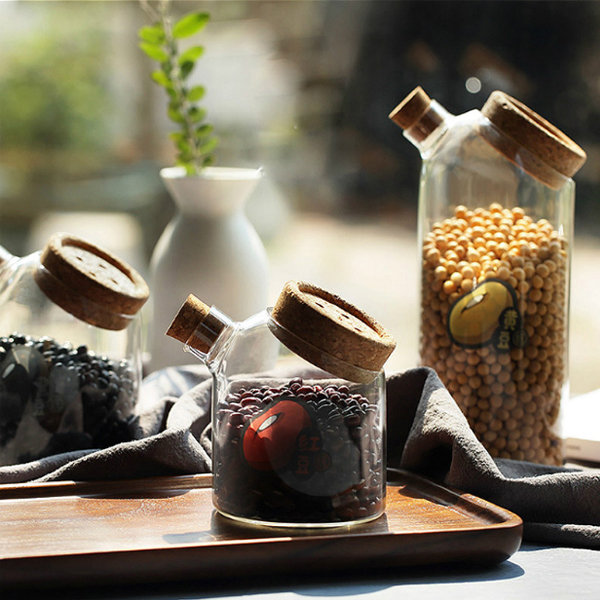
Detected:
left=447, top=279, right=527, bottom=350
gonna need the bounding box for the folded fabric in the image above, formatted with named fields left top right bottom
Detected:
left=387, top=368, right=600, bottom=549
left=1, top=365, right=598, bottom=549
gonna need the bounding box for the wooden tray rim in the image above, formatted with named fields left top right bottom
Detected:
left=0, top=469, right=523, bottom=589
left=0, top=468, right=523, bottom=532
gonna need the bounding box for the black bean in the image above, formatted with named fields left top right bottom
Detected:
left=0, top=333, right=136, bottom=462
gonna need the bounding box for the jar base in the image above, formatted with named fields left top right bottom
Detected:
left=213, top=505, right=386, bottom=530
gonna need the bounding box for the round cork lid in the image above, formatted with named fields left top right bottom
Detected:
left=481, top=91, right=586, bottom=189
left=269, top=281, right=396, bottom=383
left=34, top=233, right=149, bottom=331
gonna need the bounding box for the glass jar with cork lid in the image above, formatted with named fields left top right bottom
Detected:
left=0, top=233, right=149, bottom=466
left=167, top=280, right=396, bottom=528
left=389, top=87, right=587, bottom=465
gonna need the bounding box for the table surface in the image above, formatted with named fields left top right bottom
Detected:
left=3, top=543, right=598, bottom=600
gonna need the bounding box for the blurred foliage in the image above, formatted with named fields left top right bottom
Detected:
left=0, top=6, right=113, bottom=180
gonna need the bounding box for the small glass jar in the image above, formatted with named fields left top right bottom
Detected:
left=0, top=233, right=149, bottom=466
left=390, top=87, right=587, bottom=465
left=167, top=280, right=396, bottom=528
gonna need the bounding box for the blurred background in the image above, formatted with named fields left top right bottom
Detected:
left=1, top=0, right=599, bottom=394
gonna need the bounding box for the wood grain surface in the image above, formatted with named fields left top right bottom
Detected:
left=0, top=469, right=522, bottom=589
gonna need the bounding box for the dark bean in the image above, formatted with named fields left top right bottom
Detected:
left=240, top=396, right=259, bottom=407
left=302, top=392, right=318, bottom=404
left=296, top=386, right=313, bottom=395
left=0, top=333, right=135, bottom=462
left=213, top=379, right=382, bottom=524
left=229, top=412, right=244, bottom=427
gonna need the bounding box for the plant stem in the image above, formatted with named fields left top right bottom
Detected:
left=161, top=2, right=206, bottom=174
left=142, top=0, right=208, bottom=174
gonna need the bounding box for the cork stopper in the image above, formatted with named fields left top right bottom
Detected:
left=166, top=294, right=228, bottom=355
left=270, top=281, right=396, bottom=383
left=481, top=90, right=587, bottom=189
left=389, top=86, right=432, bottom=129
left=34, top=233, right=149, bottom=331
left=389, top=86, right=449, bottom=145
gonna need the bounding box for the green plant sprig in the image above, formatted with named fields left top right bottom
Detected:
left=139, top=0, right=218, bottom=174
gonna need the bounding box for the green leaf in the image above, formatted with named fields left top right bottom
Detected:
left=188, top=106, right=207, bottom=123
left=198, top=136, right=218, bottom=155
left=172, top=12, right=210, bottom=39
left=178, top=45, right=204, bottom=65
left=169, top=131, right=186, bottom=144
left=151, top=70, right=171, bottom=88
left=186, top=85, right=205, bottom=102
left=138, top=25, right=165, bottom=44
left=177, top=147, right=193, bottom=162
left=195, top=123, right=213, bottom=137
left=167, top=104, right=185, bottom=124
left=139, top=42, right=169, bottom=63
left=180, top=60, right=195, bottom=79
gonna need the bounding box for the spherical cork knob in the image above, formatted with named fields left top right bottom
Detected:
left=34, top=233, right=149, bottom=331
left=481, top=90, right=586, bottom=189
left=270, top=281, right=396, bottom=383
left=389, top=86, right=432, bottom=130
left=166, top=294, right=227, bottom=355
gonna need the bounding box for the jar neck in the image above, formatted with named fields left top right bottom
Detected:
left=404, top=100, right=452, bottom=154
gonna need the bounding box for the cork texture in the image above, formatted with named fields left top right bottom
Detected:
left=270, top=281, right=396, bottom=382
left=166, top=294, right=225, bottom=354
left=166, top=294, right=210, bottom=343
left=389, top=86, right=431, bottom=130
left=35, top=233, right=149, bottom=330
left=481, top=91, right=586, bottom=189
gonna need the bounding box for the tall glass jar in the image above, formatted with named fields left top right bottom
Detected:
left=167, top=280, right=396, bottom=527
left=390, top=88, right=586, bottom=465
left=0, top=233, right=149, bottom=465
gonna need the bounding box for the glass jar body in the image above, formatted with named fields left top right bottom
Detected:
left=417, top=110, right=573, bottom=465
left=0, top=252, right=143, bottom=466
left=207, top=310, right=387, bottom=528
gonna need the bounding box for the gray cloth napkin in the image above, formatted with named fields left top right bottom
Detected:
left=1, top=365, right=598, bottom=549
left=387, top=368, right=600, bottom=549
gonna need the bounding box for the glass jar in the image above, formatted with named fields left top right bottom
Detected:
left=167, top=280, right=396, bottom=527
left=390, top=87, right=587, bottom=465
left=0, top=233, right=149, bottom=466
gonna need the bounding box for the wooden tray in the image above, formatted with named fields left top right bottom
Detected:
left=0, top=469, right=522, bottom=589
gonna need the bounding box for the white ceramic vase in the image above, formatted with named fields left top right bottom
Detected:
left=148, top=166, right=269, bottom=371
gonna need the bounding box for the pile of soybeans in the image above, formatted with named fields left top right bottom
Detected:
left=420, top=202, right=567, bottom=465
